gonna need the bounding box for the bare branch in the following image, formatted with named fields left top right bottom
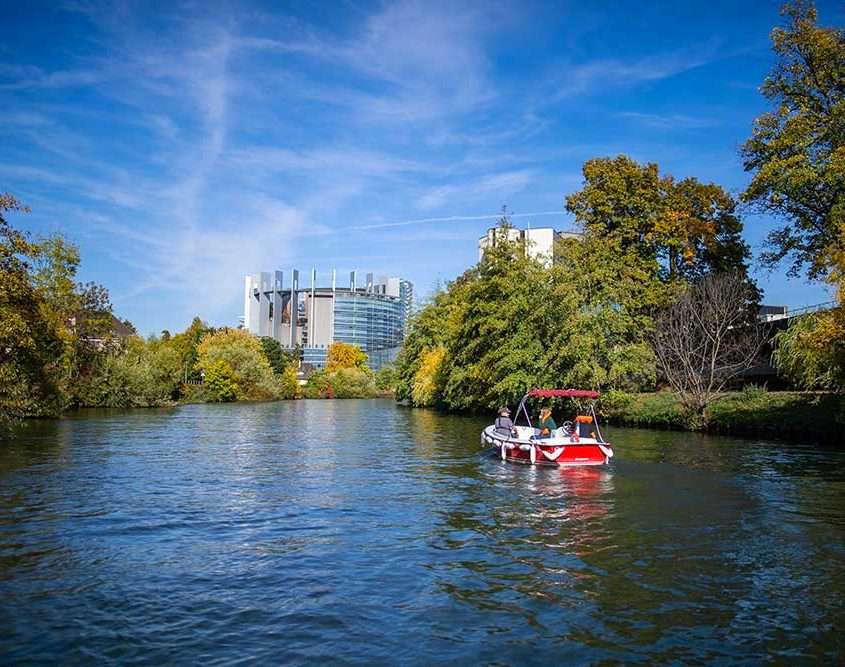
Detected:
left=649, top=272, right=766, bottom=423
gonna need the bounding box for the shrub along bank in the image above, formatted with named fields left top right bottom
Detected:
left=601, top=389, right=844, bottom=441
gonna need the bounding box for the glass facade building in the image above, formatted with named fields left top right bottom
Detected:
left=319, top=292, right=404, bottom=371
left=245, top=269, right=412, bottom=373
left=333, top=294, right=403, bottom=352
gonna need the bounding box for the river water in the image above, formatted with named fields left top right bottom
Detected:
left=1, top=399, right=843, bottom=664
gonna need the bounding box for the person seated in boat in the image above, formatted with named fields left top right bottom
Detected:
left=574, top=413, right=595, bottom=439
left=531, top=407, right=557, bottom=439
left=494, top=406, right=518, bottom=437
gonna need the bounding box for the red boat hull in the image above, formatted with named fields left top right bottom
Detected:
left=498, top=443, right=609, bottom=466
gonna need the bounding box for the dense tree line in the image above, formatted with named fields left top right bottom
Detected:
left=3, top=2, right=842, bottom=431
left=1, top=190, right=388, bottom=431
left=396, top=1, right=845, bottom=423
left=0, top=196, right=302, bottom=431
left=395, top=163, right=756, bottom=420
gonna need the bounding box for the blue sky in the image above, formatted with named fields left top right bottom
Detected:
left=1, top=0, right=839, bottom=335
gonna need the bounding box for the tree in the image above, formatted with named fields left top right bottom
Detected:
left=0, top=194, right=67, bottom=429
left=325, top=367, right=375, bottom=398
left=325, top=341, right=369, bottom=372
left=279, top=365, right=300, bottom=399
left=649, top=272, right=766, bottom=427
left=546, top=234, right=662, bottom=392
left=565, top=155, right=751, bottom=283
left=395, top=286, right=454, bottom=405
left=440, top=230, right=557, bottom=411
left=741, top=1, right=845, bottom=282
left=374, top=363, right=398, bottom=391
left=196, top=329, right=283, bottom=401
left=74, top=335, right=183, bottom=407
left=169, top=316, right=212, bottom=383
left=260, top=336, right=298, bottom=376
left=205, top=359, right=238, bottom=402
left=411, top=346, right=447, bottom=406
left=772, top=306, right=845, bottom=389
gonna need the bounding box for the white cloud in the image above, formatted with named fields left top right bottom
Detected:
left=552, top=44, right=722, bottom=99
left=618, top=111, right=715, bottom=130
left=354, top=210, right=569, bottom=231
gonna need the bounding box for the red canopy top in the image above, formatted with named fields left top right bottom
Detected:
left=527, top=389, right=600, bottom=399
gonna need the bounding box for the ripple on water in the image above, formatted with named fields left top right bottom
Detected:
left=0, top=401, right=844, bottom=663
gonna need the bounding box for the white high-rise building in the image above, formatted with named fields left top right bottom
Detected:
left=478, top=226, right=581, bottom=267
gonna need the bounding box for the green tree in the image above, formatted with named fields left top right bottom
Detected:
left=0, top=194, right=67, bottom=429
left=325, top=341, right=369, bottom=372
left=565, top=155, right=751, bottom=283
left=441, top=236, right=555, bottom=411
left=196, top=328, right=282, bottom=400
left=374, top=363, right=398, bottom=391
left=205, top=359, right=238, bottom=402
left=772, top=306, right=845, bottom=389
left=546, top=234, right=661, bottom=392
left=260, top=336, right=298, bottom=376
left=741, top=1, right=845, bottom=282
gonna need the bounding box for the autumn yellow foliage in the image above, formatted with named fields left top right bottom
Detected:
left=411, top=346, right=446, bottom=407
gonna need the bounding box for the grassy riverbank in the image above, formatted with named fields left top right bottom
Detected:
left=600, top=389, right=844, bottom=441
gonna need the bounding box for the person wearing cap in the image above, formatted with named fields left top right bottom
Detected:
left=494, top=406, right=517, bottom=437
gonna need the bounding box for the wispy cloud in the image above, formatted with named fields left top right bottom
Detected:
left=552, top=44, right=722, bottom=99
left=354, top=210, right=571, bottom=231
left=416, top=170, right=534, bottom=210
left=2, top=0, right=819, bottom=331
left=618, top=111, right=715, bottom=130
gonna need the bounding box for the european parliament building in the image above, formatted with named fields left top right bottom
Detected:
left=243, top=269, right=413, bottom=371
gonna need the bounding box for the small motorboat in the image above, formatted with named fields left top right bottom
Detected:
left=481, top=389, right=613, bottom=466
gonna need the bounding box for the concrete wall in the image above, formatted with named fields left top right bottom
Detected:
left=524, top=228, right=555, bottom=266
left=244, top=272, right=271, bottom=336
left=307, top=293, right=334, bottom=347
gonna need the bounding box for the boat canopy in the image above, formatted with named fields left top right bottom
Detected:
left=527, top=389, right=600, bottom=399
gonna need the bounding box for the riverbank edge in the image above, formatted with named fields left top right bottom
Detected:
left=598, top=390, right=845, bottom=442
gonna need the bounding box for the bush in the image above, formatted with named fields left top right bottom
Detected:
left=280, top=365, right=300, bottom=399
left=374, top=363, right=398, bottom=391
left=602, top=389, right=844, bottom=438
left=74, top=336, right=181, bottom=408
left=196, top=329, right=283, bottom=400
left=601, top=390, right=684, bottom=429
left=329, top=367, right=375, bottom=398
left=205, top=359, right=237, bottom=402
left=303, top=368, right=374, bottom=399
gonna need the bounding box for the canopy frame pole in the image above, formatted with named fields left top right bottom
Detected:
left=515, top=393, right=533, bottom=429
left=590, top=402, right=605, bottom=443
